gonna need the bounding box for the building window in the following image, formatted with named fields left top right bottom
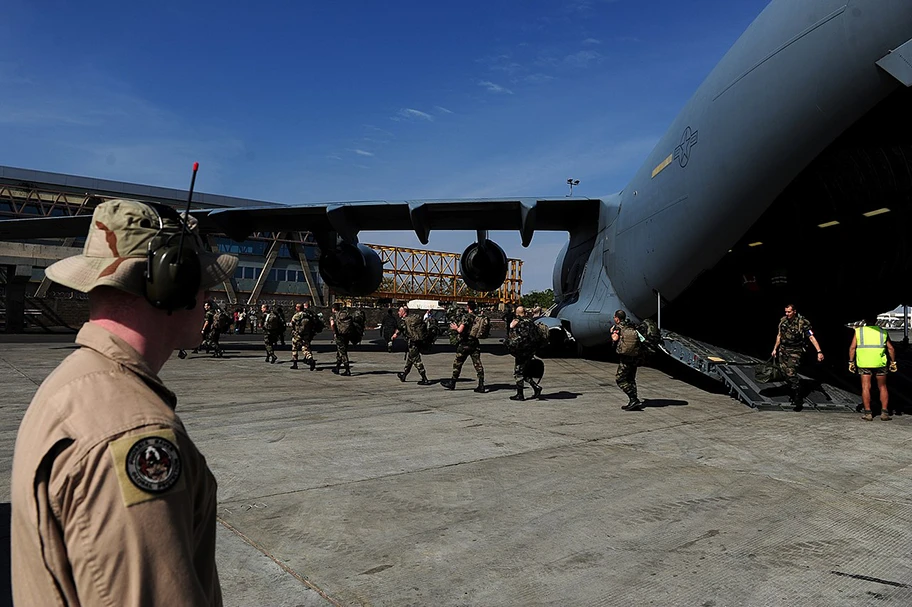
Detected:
left=243, top=267, right=255, bottom=279
left=275, top=269, right=286, bottom=282
left=234, top=266, right=245, bottom=279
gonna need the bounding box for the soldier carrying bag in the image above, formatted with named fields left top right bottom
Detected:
left=404, top=314, right=428, bottom=343
left=615, top=324, right=643, bottom=357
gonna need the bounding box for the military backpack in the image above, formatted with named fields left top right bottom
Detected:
left=264, top=312, right=283, bottom=333
left=404, top=314, right=428, bottom=342
left=214, top=309, right=231, bottom=333
left=636, top=318, right=663, bottom=356
left=469, top=314, right=491, bottom=339
left=615, top=323, right=643, bottom=357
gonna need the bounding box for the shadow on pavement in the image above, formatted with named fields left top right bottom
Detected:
left=642, top=398, right=688, bottom=408
left=539, top=391, right=582, bottom=400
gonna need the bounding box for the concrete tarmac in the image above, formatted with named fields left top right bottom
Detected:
left=1, top=333, right=911, bottom=606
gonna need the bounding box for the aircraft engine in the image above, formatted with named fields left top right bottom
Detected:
left=318, top=242, right=383, bottom=296
left=460, top=240, right=508, bottom=292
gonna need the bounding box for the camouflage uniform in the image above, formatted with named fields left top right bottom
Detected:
left=507, top=317, right=543, bottom=400
left=263, top=311, right=281, bottom=363
left=451, top=311, right=484, bottom=381
left=332, top=309, right=353, bottom=374
left=397, top=315, right=428, bottom=382
left=777, top=315, right=813, bottom=395
left=208, top=313, right=223, bottom=357
left=290, top=309, right=317, bottom=370
left=614, top=320, right=643, bottom=401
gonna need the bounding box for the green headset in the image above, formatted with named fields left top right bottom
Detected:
left=144, top=202, right=202, bottom=312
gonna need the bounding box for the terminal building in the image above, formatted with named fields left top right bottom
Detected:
left=0, top=166, right=522, bottom=331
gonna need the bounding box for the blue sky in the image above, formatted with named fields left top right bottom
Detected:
left=1, top=0, right=771, bottom=291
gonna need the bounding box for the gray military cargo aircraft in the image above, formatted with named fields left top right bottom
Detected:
left=2, top=0, right=911, bottom=357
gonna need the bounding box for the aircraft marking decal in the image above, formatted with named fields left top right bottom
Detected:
left=673, top=126, right=699, bottom=168
left=651, top=154, right=673, bottom=178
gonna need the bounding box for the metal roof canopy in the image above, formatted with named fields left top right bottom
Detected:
left=0, top=165, right=284, bottom=210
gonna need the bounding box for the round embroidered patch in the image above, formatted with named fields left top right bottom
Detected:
left=125, top=436, right=182, bottom=493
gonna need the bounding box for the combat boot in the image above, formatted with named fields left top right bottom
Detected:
left=530, top=380, right=543, bottom=399
left=291, top=360, right=299, bottom=370
left=397, top=371, right=407, bottom=382
left=474, top=379, right=486, bottom=394
left=192, top=348, right=199, bottom=354
left=509, top=387, right=525, bottom=401
left=341, top=366, right=352, bottom=376
left=309, top=358, right=317, bottom=371
left=441, top=378, right=456, bottom=390
left=265, top=354, right=271, bottom=363
left=621, top=395, right=644, bottom=411
left=178, top=350, right=187, bottom=359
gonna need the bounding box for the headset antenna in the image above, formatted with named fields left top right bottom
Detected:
left=176, top=161, right=199, bottom=258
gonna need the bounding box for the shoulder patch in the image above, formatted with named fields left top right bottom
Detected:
left=109, top=429, right=186, bottom=507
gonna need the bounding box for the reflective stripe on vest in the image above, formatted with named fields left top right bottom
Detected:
left=855, top=326, right=887, bottom=368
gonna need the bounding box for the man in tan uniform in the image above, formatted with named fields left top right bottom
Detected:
left=11, top=199, right=237, bottom=606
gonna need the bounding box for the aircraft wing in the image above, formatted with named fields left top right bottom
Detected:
left=205, top=197, right=601, bottom=247
left=0, top=197, right=601, bottom=247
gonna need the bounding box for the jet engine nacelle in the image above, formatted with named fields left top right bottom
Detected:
left=460, top=240, right=508, bottom=292
left=319, top=242, right=383, bottom=296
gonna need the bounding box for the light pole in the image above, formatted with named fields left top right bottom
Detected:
left=566, top=178, right=580, bottom=196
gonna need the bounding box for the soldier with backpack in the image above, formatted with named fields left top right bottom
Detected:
left=611, top=309, right=646, bottom=411
left=209, top=304, right=229, bottom=358
left=505, top=306, right=544, bottom=401
left=289, top=301, right=319, bottom=371
left=441, top=301, right=486, bottom=393
left=390, top=306, right=432, bottom=385
left=261, top=303, right=282, bottom=364
left=329, top=302, right=354, bottom=376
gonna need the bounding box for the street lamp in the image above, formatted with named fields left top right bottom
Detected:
left=566, top=178, right=580, bottom=196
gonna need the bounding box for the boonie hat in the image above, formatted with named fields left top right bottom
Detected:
left=45, top=199, right=238, bottom=297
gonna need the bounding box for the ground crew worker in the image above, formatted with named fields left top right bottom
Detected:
left=11, top=199, right=235, bottom=605
left=771, top=303, right=824, bottom=411
left=611, top=309, right=646, bottom=411
left=290, top=301, right=318, bottom=371
left=329, top=302, right=353, bottom=376
left=208, top=302, right=225, bottom=358
left=391, top=305, right=432, bottom=385
left=849, top=317, right=898, bottom=421
left=506, top=306, right=543, bottom=401
left=441, top=300, right=485, bottom=393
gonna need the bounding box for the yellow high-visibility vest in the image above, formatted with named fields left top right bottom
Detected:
left=855, top=326, right=887, bottom=368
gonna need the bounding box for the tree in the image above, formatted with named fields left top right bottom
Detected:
left=521, top=289, right=554, bottom=309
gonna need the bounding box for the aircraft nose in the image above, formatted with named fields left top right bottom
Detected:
left=844, top=0, right=912, bottom=67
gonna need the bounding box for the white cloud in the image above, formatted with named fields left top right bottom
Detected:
left=396, top=108, right=434, bottom=121
left=434, top=105, right=454, bottom=114
left=582, top=38, right=601, bottom=45
left=478, top=80, right=514, bottom=94
left=352, top=149, right=375, bottom=157
left=563, top=50, right=602, bottom=68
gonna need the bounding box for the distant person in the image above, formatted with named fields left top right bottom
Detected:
left=261, top=303, right=281, bottom=363
left=11, top=199, right=234, bottom=605
left=276, top=305, right=287, bottom=346
left=849, top=316, right=898, bottom=421
left=502, top=304, right=515, bottom=327
left=441, top=300, right=486, bottom=393
left=505, top=306, right=543, bottom=401
left=611, top=309, right=646, bottom=411
left=380, top=308, right=398, bottom=352
left=390, top=306, right=432, bottom=385
left=771, top=303, right=824, bottom=411
left=192, top=300, right=215, bottom=354
left=330, top=302, right=354, bottom=375
left=290, top=301, right=318, bottom=371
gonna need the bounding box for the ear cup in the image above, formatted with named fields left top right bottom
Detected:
left=145, top=244, right=202, bottom=311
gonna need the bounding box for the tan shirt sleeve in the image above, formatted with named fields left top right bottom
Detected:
left=51, top=427, right=222, bottom=607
